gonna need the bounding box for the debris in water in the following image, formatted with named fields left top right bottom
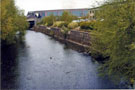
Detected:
left=50, top=57, right=52, bottom=59
left=65, top=71, right=72, bottom=74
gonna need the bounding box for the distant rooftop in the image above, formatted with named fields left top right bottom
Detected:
left=28, top=8, right=96, bottom=13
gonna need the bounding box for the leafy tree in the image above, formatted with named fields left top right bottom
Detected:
left=38, top=11, right=77, bottom=27
left=90, top=0, right=135, bottom=86
left=60, top=11, right=77, bottom=23
left=40, top=14, right=56, bottom=26
left=1, top=0, right=28, bottom=44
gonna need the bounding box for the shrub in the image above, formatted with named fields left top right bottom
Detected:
left=68, top=22, right=78, bottom=29
left=58, top=22, right=68, bottom=28
left=61, top=26, right=70, bottom=39
left=61, top=26, right=69, bottom=34
left=53, top=21, right=69, bottom=28
left=53, top=21, right=64, bottom=27
left=80, top=21, right=95, bottom=30
left=39, top=14, right=56, bottom=27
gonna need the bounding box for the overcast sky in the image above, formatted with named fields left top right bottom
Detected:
left=15, top=0, right=104, bottom=15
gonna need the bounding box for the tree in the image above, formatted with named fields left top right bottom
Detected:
left=40, top=14, right=56, bottom=26
left=1, top=0, right=28, bottom=44
left=60, top=11, right=77, bottom=23
left=90, top=0, right=135, bottom=86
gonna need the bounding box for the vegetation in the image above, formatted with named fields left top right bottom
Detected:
left=60, top=11, right=77, bottom=23
left=39, top=14, right=56, bottom=26
left=68, top=22, right=78, bottom=29
left=61, top=26, right=70, bottom=39
left=81, top=14, right=89, bottom=19
left=53, top=21, right=64, bottom=27
left=39, top=11, right=77, bottom=27
left=58, top=22, right=69, bottom=28
left=90, top=0, right=135, bottom=86
left=80, top=21, right=95, bottom=30
left=1, top=0, right=28, bottom=44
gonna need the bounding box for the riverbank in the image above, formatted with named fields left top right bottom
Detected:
left=31, top=26, right=135, bottom=89
left=32, top=25, right=91, bottom=53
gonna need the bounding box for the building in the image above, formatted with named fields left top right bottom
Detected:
left=27, top=8, right=97, bottom=28
left=27, top=8, right=90, bottom=18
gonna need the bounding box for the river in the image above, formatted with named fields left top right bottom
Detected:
left=2, top=30, right=120, bottom=89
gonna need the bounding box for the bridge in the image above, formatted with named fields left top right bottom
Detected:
left=27, top=14, right=41, bottom=29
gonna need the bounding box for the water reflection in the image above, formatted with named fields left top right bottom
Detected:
left=1, top=44, right=19, bottom=89
left=2, top=30, right=119, bottom=89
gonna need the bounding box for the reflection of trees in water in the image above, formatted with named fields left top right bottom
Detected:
left=1, top=38, right=26, bottom=89
left=1, top=43, right=19, bottom=89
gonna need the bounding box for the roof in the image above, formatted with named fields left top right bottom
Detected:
left=28, top=8, right=90, bottom=13
left=27, top=15, right=36, bottom=19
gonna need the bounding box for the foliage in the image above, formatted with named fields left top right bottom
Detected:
left=55, top=16, right=61, bottom=21
left=53, top=21, right=66, bottom=27
left=68, top=22, right=78, bottom=29
left=81, top=13, right=89, bottom=19
left=53, top=21, right=64, bottom=27
left=60, top=11, right=77, bottom=23
left=59, top=22, right=69, bottom=28
left=61, top=26, right=70, bottom=38
left=80, top=21, right=95, bottom=30
left=38, top=11, right=77, bottom=27
left=90, top=0, right=135, bottom=85
left=1, top=0, right=28, bottom=44
left=40, top=14, right=56, bottom=26
left=50, top=30, right=54, bottom=36
left=53, top=21, right=68, bottom=28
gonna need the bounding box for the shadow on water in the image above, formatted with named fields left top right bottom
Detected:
left=1, top=43, right=19, bottom=89
left=1, top=39, right=26, bottom=89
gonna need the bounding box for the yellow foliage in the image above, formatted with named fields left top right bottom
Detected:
left=1, top=0, right=28, bottom=44
left=68, top=22, right=78, bottom=29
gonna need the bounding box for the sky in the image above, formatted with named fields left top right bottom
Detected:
left=15, top=0, right=104, bottom=15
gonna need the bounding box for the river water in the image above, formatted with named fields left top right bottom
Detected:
left=2, top=30, right=120, bottom=89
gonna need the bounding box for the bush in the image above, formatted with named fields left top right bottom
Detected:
left=53, top=21, right=68, bottom=28
left=39, top=14, right=56, bottom=27
left=80, top=21, right=95, bottom=30
left=53, top=21, right=63, bottom=27
left=68, top=22, right=78, bottom=29
left=61, top=26, right=70, bottom=39
left=60, top=11, right=77, bottom=23
left=60, top=22, right=68, bottom=27
left=61, top=26, right=69, bottom=34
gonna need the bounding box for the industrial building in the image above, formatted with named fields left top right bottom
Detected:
left=27, top=8, right=91, bottom=18
left=27, top=8, right=96, bottom=28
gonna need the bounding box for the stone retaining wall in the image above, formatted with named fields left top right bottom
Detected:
left=33, top=26, right=91, bottom=50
